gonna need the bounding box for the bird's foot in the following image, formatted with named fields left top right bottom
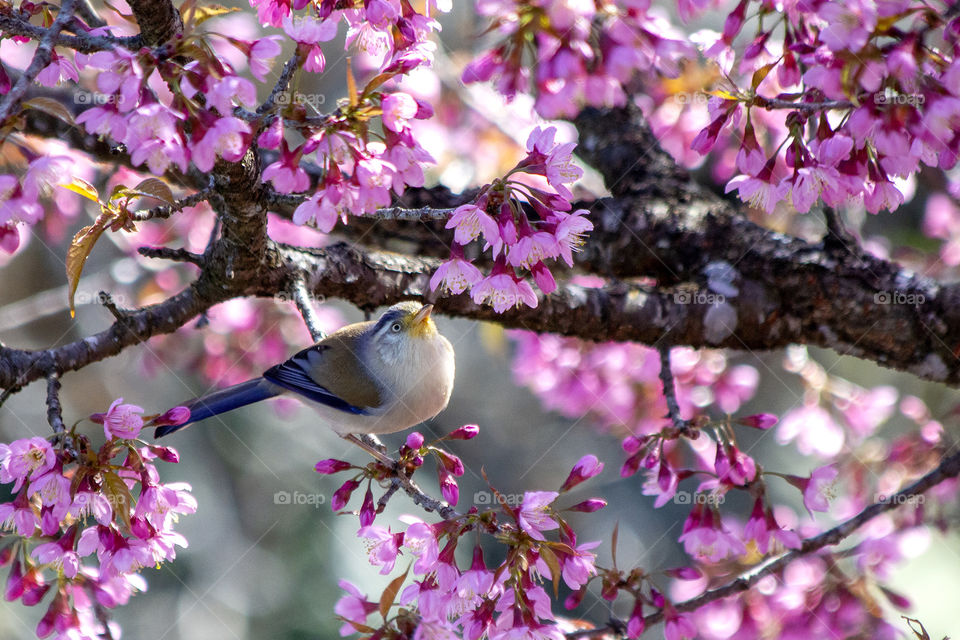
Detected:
left=344, top=433, right=393, bottom=467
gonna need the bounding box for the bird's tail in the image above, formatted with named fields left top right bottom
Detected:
left=154, top=378, right=280, bottom=438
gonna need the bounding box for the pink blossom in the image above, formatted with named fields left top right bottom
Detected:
left=250, top=36, right=283, bottom=81
left=552, top=209, right=592, bottom=266
left=27, top=471, right=72, bottom=519
left=445, top=204, right=500, bottom=247
left=31, top=530, right=80, bottom=579
left=192, top=117, right=251, bottom=172
left=517, top=491, right=559, bottom=540
left=664, top=610, right=696, bottom=640
left=206, top=75, right=257, bottom=116
left=725, top=171, right=790, bottom=215
left=402, top=518, right=440, bottom=574
left=382, top=92, right=419, bottom=132
left=293, top=187, right=344, bottom=232
left=471, top=272, right=538, bottom=312
left=0, top=492, right=39, bottom=536
left=560, top=540, right=600, bottom=589
left=91, top=398, right=145, bottom=440
left=800, top=465, right=839, bottom=514
left=1, top=437, right=55, bottom=489
left=358, top=525, right=401, bottom=574
left=507, top=231, right=560, bottom=269
left=263, top=145, right=310, bottom=193
left=864, top=179, right=904, bottom=213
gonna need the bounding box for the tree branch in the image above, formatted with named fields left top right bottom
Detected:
left=0, top=0, right=79, bottom=124
left=650, top=445, right=960, bottom=624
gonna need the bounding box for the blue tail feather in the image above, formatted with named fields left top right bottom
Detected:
left=154, top=378, right=280, bottom=438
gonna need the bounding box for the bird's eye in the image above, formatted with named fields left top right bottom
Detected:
left=390, top=322, right=403, bottom=333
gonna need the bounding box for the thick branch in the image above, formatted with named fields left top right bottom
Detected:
left=125, top=0, right=182, bottom=47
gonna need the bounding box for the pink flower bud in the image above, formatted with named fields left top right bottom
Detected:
left=568, top=498, right=607, bottom=512
left=448, top=424, right=479, bottom=440
left=438, top=468, right=459, bottom=505
left=561, top=454, right=604, bottom=491
left=405, top=432, right=424, bottom=449
left=152, top=406, right=190, bottom=427
left=663, top=566, right=702, bottom=580
left=627, top=599, right=645, bottom=638
left=650, top=587, right=665, bottom=608
left=314, top=458, right=353, bottom=474
left=564, top=586, right=586, bottom=610
left=436, top=450, right=464, bottom=476
left=737, top=413, right=778, bottom=429
left=359, top=488, right=375, bottom=526
left=149, top=445, right=180, bottom=463
left=331, top=479, right=360, bottom=511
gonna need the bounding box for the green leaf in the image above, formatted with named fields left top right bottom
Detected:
left=59, top=177, right=100, bottom=204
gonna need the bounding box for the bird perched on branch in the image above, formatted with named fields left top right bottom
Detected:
left=154, top=302, right=455, bottom=448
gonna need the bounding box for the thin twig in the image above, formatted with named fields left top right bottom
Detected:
left=132, top=185, right=215, bottom=221
left=0, top=0, right=80, bottom=123
left=566, top=446, right=960, bottom=638
left=257, top=53, right=302, bottom=116
left=291, top=277, right=326, bottom=341
left=0, top=13, right=132, bottom=53
left=756, top=98, right=855, bottom=111
left=263, top=189, right=455, bottom=221
left=75, top=0, right=107, bottom=28
left=657, top=345, right=691, bottom=435
left=45, top=373, right=66, bottom=435
left=137, top=246, right=205, bottom=266
left=98, top=291, right=129, bottom=322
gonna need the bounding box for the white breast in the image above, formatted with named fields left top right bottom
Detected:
left=314, top=334, right=455, bottom=436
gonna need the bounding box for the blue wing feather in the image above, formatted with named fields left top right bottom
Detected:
left=263, top=352, right=369, bottom=415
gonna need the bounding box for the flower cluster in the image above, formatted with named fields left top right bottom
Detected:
left=329, top=451, right=607, bottom=640
left=0, top=401, right=194, bottom=639
left=511, top=335, right=759, bottom=436
left=430, top=126, right=593, bottom=312
left=462, top=0, right=696, bottom=118
left=682, top=0, right=958, bottom=215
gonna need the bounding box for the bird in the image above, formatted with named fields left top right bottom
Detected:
left=154, top=301, right=455, bottom=447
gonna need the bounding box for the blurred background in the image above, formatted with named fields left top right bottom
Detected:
left=1, top=1, right=959, bottom=639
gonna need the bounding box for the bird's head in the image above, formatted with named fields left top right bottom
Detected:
left=372, top=301, right=438, bottom=344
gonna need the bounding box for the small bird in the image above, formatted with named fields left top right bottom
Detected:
left=154, top=302, right=455, bottom=444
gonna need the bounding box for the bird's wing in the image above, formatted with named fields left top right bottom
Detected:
left=262, top=323, right=383, bottom=414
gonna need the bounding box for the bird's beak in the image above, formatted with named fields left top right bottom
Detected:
left=413, top=304, right=434, bottom=327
